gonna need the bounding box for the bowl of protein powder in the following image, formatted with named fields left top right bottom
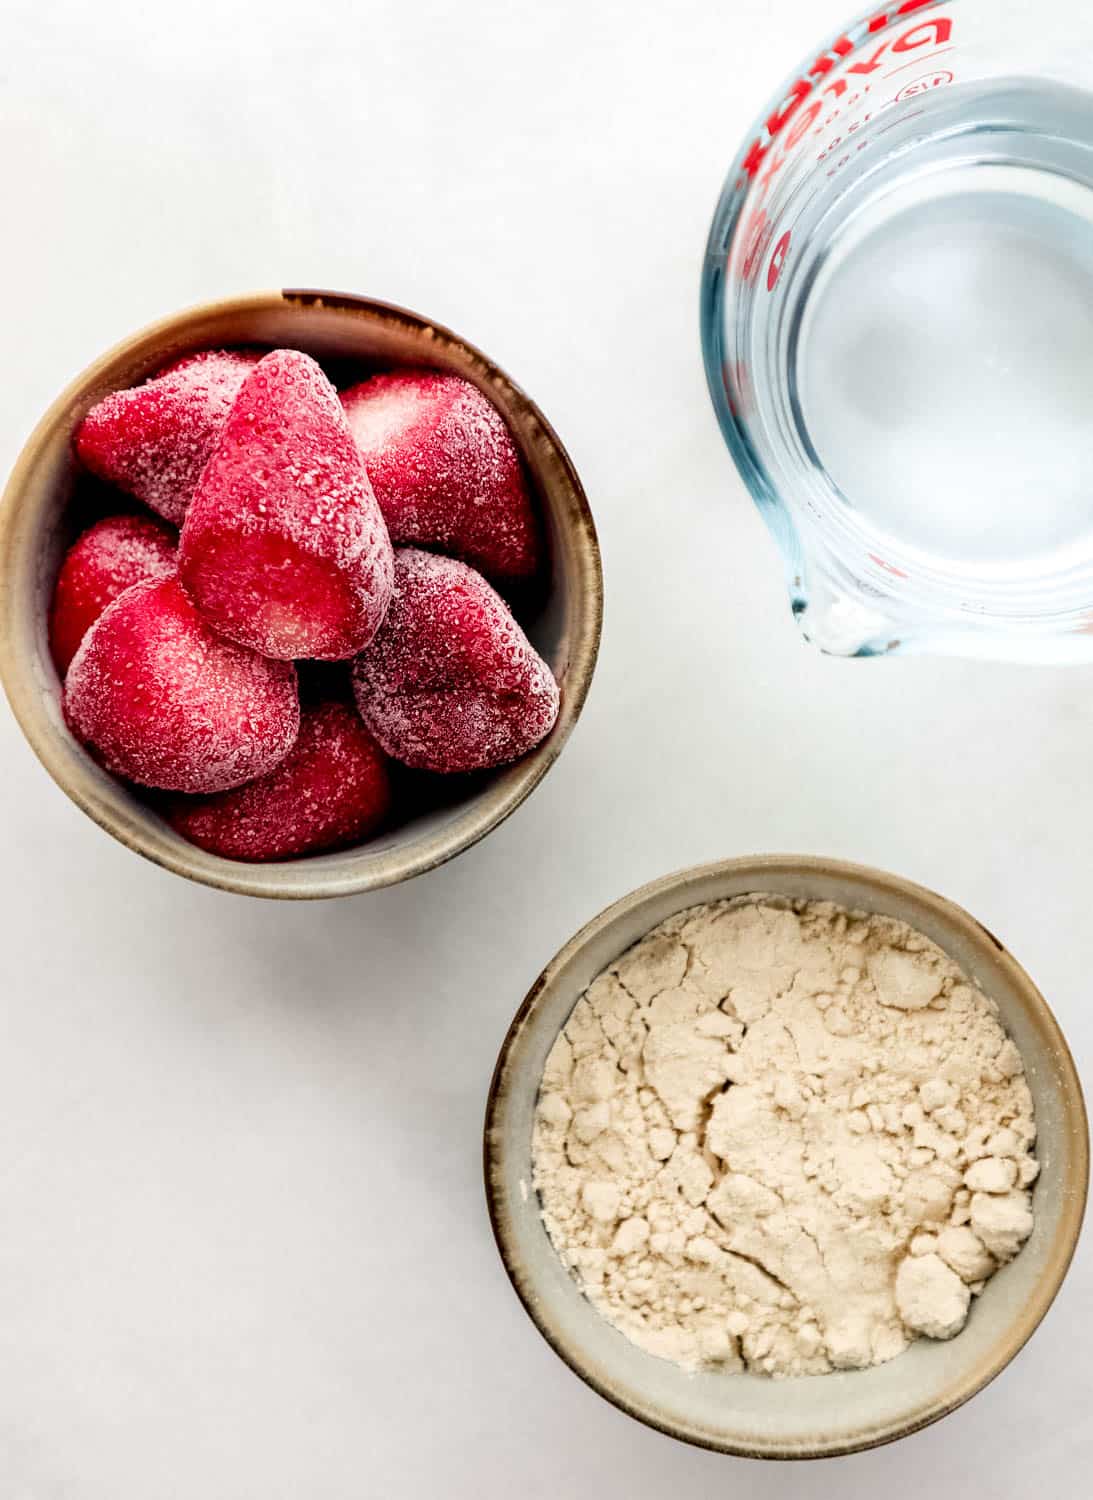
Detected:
left=484, top=855, right=1088, bottom=1458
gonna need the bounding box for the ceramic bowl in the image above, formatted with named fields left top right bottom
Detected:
left=0, top=291, right=602, bottom=898
left=484, top=855, right=1088, bottom=1459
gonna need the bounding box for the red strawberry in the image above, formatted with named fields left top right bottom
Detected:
left=167, top=699, right=391, bottom=861
left=341, top=371, right=541, bottom=584
left=64, top=576, right=299, bottom=794
left=49, top=514, right=176, bottom=674
left=74, top=350, right=259, bottom=525
left=352, top=548, right=558, bottom=773
left=179, top=350, right=394, bottom=660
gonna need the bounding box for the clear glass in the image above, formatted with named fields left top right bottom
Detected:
left=701, top=0, right=1093, bottom=658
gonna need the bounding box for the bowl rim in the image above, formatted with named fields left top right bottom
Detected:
left=483, top=853, right=1090, bottom=1459
left=0, top=289, right=603, bottom=899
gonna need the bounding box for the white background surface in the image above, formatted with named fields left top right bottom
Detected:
left=1, top=1, right=1090, bottom=1494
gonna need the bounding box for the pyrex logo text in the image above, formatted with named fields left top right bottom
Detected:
left=741, top=1, right=954, bottom=183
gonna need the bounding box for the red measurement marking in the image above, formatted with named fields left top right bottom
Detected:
left=895, top=68, right=953, bottom=100
left=886, top=45, right=955, bottom=78
left=846, top=43, right=889, bottom=77
left=891, top=16, right=952, bottom=50
left=784, top=98, right=823, bottom=151
left=868, top=553, right=909, bottom=579
left=739, top=208, right=772, bottom=282
left=867, top=0, right=939, bottom=32
left=739, top=9, right=953, bottom=180
left=767, top=231, right=791, bottom=291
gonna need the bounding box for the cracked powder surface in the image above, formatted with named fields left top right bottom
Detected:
left=532, top=896, right=1038, bottom=1376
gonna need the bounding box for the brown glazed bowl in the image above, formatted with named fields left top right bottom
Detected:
left=0, top=291, right=602, bottom=898
left=484, top=855, right=1089, bottom=1459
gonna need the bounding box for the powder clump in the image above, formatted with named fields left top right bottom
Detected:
left=532, top=896, right=1037, bottom=1377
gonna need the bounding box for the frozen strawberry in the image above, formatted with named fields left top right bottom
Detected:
left=352, top=549, right=559, bottom=773
left=64, top=576, right=299, bottom=794
left=179, top=350, right=394, bottom=660
left=341, top=371, right=541, bottom=584
left=167, top=700, right=392, bottom=861
left=74, top=350, right=260, bottom=525
left=49, top=513, right=176, bottom=674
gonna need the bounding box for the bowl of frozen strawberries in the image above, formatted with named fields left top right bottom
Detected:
left=0, top=291, right=601, bottom=897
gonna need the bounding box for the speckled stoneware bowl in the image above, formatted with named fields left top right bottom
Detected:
left=485, top=855, right=1088, bottom=1459
left=0, top=291, right=602, bottom=898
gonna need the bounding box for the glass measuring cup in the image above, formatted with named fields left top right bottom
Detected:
left=702, top=1, right=1093, bottom=659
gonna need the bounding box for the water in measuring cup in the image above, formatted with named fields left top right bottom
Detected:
left=795, top=80, right=1093, bottom=577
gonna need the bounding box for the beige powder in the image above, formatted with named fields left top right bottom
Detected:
left=532, top=896, right=1037, bottom=1376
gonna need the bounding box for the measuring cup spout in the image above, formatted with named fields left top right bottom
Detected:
left=788, top=551, right=901, bottom=658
